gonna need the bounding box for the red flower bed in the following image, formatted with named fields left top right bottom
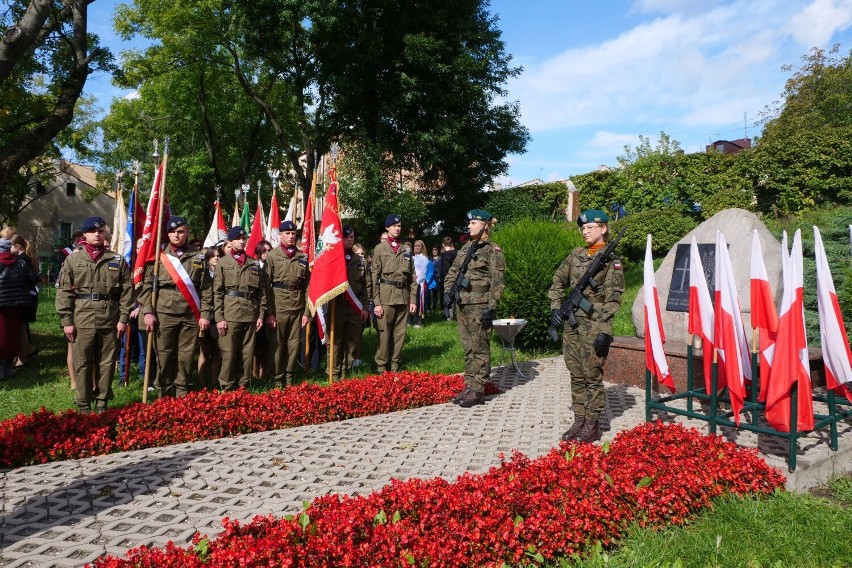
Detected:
left=0, top=372, right=498, bottom=469
left=91, top=422, right=785, bottom=568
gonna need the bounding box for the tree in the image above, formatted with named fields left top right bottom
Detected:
left=0, top=0, right=113, bottom=221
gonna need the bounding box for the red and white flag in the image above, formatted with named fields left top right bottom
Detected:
left=750, top=230, right=778, bottom=402
left=766, top=229, right=814, bottom=432
left=814, top=226, right=852, bottom=403
left=714, top=231, right=750, bottom=425
left=307, top=168, right=349, bottom=315
left=266, top=190, right=281, bottom=249
left=246, top=199, right=266, bottom=259
left=159, top=251, right=202, bottom=321
left=203, top=200, right=227, bottom=247
left=643, top=235, right=673, bottom=391
left=688, top=236, right=714, bottom=394
left=132, top=163, right=166, bottom=287
left=284, top=194, right=295, bottom=222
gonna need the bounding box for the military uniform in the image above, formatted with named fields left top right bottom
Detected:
left=264, top=245, right=310, bottom=387
left=371, top=240, right=417, bottom=372
left=444, top=236, right=505, bottom=396
left=197, top=264, right=219, bottom=390
left=56, top=247, right=134, bottom=411
left=138, top=243, right=205, bottom=398
left=333, top=248, right=370, bottom=380
left=213, top=252, right=271, bottom=390
left=549, top=238, right=624, bottom=433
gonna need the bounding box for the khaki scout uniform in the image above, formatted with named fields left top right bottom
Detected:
left=444, top=239, right=505, bottom=393
left=548, top=247, right=624, bottom=421
left=56, top=249, right=134, bottom=410
left=332, top=250, right=370, bottom=380
left=370, top=241, right=417, bottom=372
left=138, top=244, right=204, bottom=398
left=264, top=246, right=310, bottom=387
left=213, top=253, right=270, bottom=390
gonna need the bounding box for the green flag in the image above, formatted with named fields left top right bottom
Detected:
left=240, top=201, right=250, bottom=230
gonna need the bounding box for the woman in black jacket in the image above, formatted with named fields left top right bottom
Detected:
left=0, top=238, right=38, bottom=379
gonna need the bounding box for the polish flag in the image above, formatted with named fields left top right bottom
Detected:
left=203, top=200, right=227, bottom=247
left=643, top=235, right=673, bottom=391
left=766, top=230, right=814, bottom=432
left=714, top=231, right=750, bottom=425
left=814, top=226, right=852, bottom=403
left=688, top=236, right=714, bottom=394
left=307, top=168, right=349, bottom=315
left=266, top=190, right=282, bottom=249
left=246, top=200, right=266, bottom=259
left=300, top=185, right=316, bottom=267
left=750, top=230, right=778, bottom=402
left=132, top=163, right=166, bottom=287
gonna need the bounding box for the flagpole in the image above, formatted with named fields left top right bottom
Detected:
left=142, top=137, right=170, bottom=403
left=304, top=171, right=317, bottom=368
left=328, top=301, right=335, bottom=384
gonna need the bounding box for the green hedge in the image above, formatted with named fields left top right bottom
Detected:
left=493, top=219, right=585, bottom=349
left=611, top=208, right=696, bottom=262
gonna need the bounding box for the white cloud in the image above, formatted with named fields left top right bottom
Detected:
left=788, top=0, right=852, bottom=47
left=123, top=90, right=141, bottom=100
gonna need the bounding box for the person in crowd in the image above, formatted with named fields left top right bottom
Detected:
left=443, top=210, right=505, bottom=408
left=411, top=240, right=430, bottom=328
left=9, top=235, right=39, bottom=366
left=213, top=226, right=273, bottom=390
left=331, top=226, right=370, bottom=380
left=428, top=246, right=442, bottom=312
left=371, top=214, right=417, bottom=373
left=0, top=238, right=39, bottom=380
left=55, top=216, right=134, bottom=413
left=351, top=242, right=368, bottom=368
left=197, top=246, right=223, bottom=390
left=440, top=236, right=457, bottom=321
left=64, top=229, right=85, bottom=389
left=139, top=217, right=205, bottom=398
left=265, top=221, right=310, bottom=388
left=379, top=232, right=389, bottom=245
left=0, top=226, right=15, bottom=239
left=252, top=239, right=273, bottom=379
left=548, top=209, right=624, bottom=444
left=117, top=305, right=146, bottom=385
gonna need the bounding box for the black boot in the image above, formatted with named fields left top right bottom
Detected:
left=456, top=390, right=485, bottom=408
left=575, top=419, right=601, bottom=444
left=452, top=387, right=472, bottom=404
left=560, top=416, right=585, bottom=442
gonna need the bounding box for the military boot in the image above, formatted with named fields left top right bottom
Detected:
left=560, top=416, right=585, bottom=442
left=451, top=387, right=472, bottom=404
left=456, top=390, right=485, bottom=408
left=575, top=419, right=601, bottom=444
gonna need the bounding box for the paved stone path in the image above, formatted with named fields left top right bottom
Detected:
left=2, top=357, right=851, bottom=567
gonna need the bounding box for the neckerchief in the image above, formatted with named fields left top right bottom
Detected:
left=231, top=249, right=246, bottom=267
left=388, top=238, right=400, bottom=253
left=84, top=242, right=105, bottom=262
left=283, top=245, right=296, bottom=259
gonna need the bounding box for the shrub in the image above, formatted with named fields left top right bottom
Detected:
left=484, top=188, right=547, bottom=224
left=611, top=208, right=696, bottom=263
left=493, top=219, right=584, bottom=349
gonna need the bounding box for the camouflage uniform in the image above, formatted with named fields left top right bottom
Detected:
left=548, top=247, right=624, bottom=422
left=138, top=244, right=205, bottom=398
left=264, top=246, right=310, bottom=387
left=444, top=239, right=505, bottom=393
left=370, top=241, right=417, bottom=372
left=213, top=253, right=271, bottom=390
left=56, top=249, right=134, bottom=411
left=333, top=249, right=370, bottom=380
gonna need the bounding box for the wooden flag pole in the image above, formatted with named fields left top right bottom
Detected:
left=328, top=301, right=335, bottom=384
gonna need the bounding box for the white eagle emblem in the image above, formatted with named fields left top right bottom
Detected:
left=314, top=223, right=341, bottom=259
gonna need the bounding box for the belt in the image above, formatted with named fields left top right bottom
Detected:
left=272, top=282, right=303, bottom=291
left=75, top=293, right=119, bottom=302
left=379, top=278, right=406, bottom=289
left=225, top=289, right=256, bottom=299
left=154, top=282, right=177, bottom=289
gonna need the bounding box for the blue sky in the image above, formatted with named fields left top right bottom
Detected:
left=84, top=0, right=852, bottom=185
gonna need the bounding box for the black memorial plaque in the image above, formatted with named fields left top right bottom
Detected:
left=665, top=243, right=716, bottom=312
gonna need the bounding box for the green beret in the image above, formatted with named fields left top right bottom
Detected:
left=466, top=209, right=493, bottom=222
left=577, top=209, right=609, bottom=226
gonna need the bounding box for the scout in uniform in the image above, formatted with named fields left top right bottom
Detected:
left=213, top=226, right=273, bottom=390
left=548, top=209, right=624, bottom=443
left=370, top=214, right=417, bottom=373
left=56, top=216, right=134, bottom=413
left=332, top=225, right=370, bottom=380
left=443, top=209, right=505, bottom=408
left=264, top=220, right=310, bottom=387
left=139, top=217, right=205, bottom=398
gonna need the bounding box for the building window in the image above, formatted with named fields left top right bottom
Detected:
left=59, top=222, right=72, bottom=243
left=66, top=182, right=76, bottom=197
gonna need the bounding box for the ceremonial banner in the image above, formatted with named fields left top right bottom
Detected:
left=688, top=236, right=714, bottom=393
left=643, top=235, right=673, bottom=391
left=240, top=201, right=250, bottom=232
left=306, top=169, right=349, bottom=316
left=132, top=164, right=165, bottom=287
left=111, top=185, right=126, bottom=255
left=122, top=186, right=144, bottom=266
left=814, top=226, right=852, bottom=403
left=246, top=201, right=266, bottom=259
left=714, top=231, right=750, bottom=425
left=267, top=190, right=281, bottom=249
left=750, top=230, right=778, bottom=402
left=203, top=200, right=227, bottom=247
left=300, top=184, right=316, bottom=266
left=766, top=230, right=814, bottom=432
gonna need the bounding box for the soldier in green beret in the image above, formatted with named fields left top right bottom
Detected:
left=444, top=209, right=505, bottom=408
left=548, top=209, right=624, bottom=443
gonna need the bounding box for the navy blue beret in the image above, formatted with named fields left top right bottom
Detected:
left=342, top=225, right=354, bottom=237
left=227, top=226, right=247, bottom=240
left=81, top=216, right=106, bottom=232
left=384, top=214, right=401, bottom=228
left=167, top=216, right=187, bottom=231
left=279, top=220, right=297, bottom=232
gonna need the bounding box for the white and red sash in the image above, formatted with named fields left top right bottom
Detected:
left=159, top=251, right=202, bottom=321
left=344, top=288, right=363, bottom=316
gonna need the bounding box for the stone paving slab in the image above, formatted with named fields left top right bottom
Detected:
left=1, top=357, right=851, bottom=567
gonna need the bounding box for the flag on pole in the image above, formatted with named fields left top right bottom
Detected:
left=240, top=201, right=250, bottom=231
left=643, top=234, right=673, bottom=391
left=307, top=168, right=349, bottom=316
left=750, top=230, right=778, bottom=402
left=203, top=200, right=228, bottom=247
left=246, top=200, right=266, bottom=259
left=122, top=186, right=142, bottom=266
left=713, top=231, right=750, bottom=425
left=688, top=236, right=715, bottom=394
left=132, top=163, right=165, bottom=287
left=284, top=194, right=295, bottom=222
left=231, top=198, right=241, bottom=228
left=814, top=226, right=852, bottom=403
left=267, top=190, right=281, bottom=249
left=111, top=185, right=126, bottom=255
left=300, top=184, right=316, bottom=266
left=766, top=229, right=814, bottom=432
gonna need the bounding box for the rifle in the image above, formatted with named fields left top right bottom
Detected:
left=547, top=226, right=627, bottom=342
left=443, top=231, right=484, bottom=310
